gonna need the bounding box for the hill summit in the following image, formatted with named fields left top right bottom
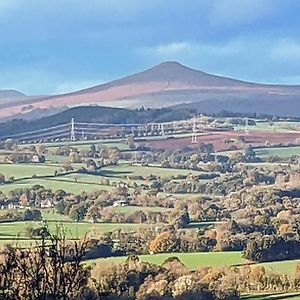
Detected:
left=1, top=61, right=300, bottom=119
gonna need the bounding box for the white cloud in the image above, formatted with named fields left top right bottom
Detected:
left=153, top=42, right=189, bottom=55
left=140, top=40, right=243, bottom=59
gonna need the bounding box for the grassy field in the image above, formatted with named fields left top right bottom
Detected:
left=22, top=140, right=130, bottom=151
left=89, top=251, right=245, bottom=270
left=41, top=209, right=72, bottom=221
left=235, top=121, right=300, bottom=133
left=102, top=164, right=202, bottom=178
left=260, top=259, right=299, bottom=276
left=0, top=162, right=208, bottom=195
left=0, top=220, right=144, bottom=244
left=89, top=250, right=300, bottom=278
left=255, top=146, right=300, bottom=159
left=0, top=178, right=114, bottom=194
left=0, top=163, right=59, bottom=179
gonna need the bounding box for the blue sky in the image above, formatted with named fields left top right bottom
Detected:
left=1, top=0, right=300, bottom=95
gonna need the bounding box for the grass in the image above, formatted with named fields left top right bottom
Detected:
left=102, top=164, right=202, bottom=178
left=0, top=220, right=144, bottom=242
left=89, top=251, right=245, bottom=270
left=0, top=161, right=209, bottom=195
left=260, top=259, right=299, bottom=276
left=235, top=121, right=300, bottom=133
left=0, top=178, right=114, bottom=194
left=41, top=209, right=72, bottom=221
left=0, top=163, right=59, bottom=179
left=42, top=141, right=130, bottom=152
left=255, top=146, right=300, bottom=159
left=111, top=205, right=173, bottom=214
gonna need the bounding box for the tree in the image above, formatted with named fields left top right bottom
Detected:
left=0, top=173, right=5, bottom=184
left=89, top=144, right=97, bottom=157
left=126, top=136, right=136, bottom=150
left=62, top=162, right=73, bottom=172
left=149, top=231, right=179, bottom=254
left=69, top=206, right=86, bottom=222
left=37, top=145, right=47, bottom=155
left=86, top=159, right=97, bottom=172
left=28, top=145, right=36, bottom=152
left=244, top=145, right=256, bottom=160
left=23, top=209, right=42, bottom=221
left=0, top=230, right=90, bottom=299
left=55, top=201, right=66, bottom=215
left=169, top=210, right=190, bottom=229
left=38, top=155, right=46, bottom=163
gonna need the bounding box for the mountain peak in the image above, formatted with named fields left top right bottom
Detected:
left=153, top=61, right=193, bottom=72
left=0, top=89, right=26, bottom=99
left=157, top=61, right=184, bottom=67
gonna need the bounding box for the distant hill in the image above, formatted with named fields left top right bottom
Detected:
left=0, top=90, right=27, bottom=105
left=0, top=106, right=193, bottom=137
left=2, top=61, right=300, bottom=118
left=0, top=89, right=26, bottom=99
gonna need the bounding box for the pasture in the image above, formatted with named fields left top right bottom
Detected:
left=0, top=163, right=59, bottom=179
left=0, top=178, right=113, bottom=194
left=235, top=121, right=300, bottom=133
left=255, top=146, right=300, bottom=159
left=89, top=251, right=245, bottom=270
left=102, top=164, right=202, bottom=178
left=0, top=219, right=144, bottom=246
left=261, top=259, right=300, bottom=276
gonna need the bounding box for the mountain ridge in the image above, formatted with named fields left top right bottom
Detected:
left=1, top=61, right=300, bottom=119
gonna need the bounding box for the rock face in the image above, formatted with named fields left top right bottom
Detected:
left=1, top=61, right=300, bottom=119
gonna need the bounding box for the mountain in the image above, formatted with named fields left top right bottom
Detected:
left=0, top=90, right=27, bottom=105
left=2, top=61, right=300, bottom=119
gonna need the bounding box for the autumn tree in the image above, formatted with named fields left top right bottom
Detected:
left=149, top=231, right=179, bottom=254
left=0, top=229, right=90, bottom=299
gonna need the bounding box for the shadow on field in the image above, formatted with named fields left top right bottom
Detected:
left=100, top=169, right=132, bottom=178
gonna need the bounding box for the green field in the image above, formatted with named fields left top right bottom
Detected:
left=0, top=220, right=144, bottom=245
left=235, top=121, right=300, bottom=133
left=0, top=162, right=208, bottom=195
left=0, top=178, right=114, bottom=194
left=261, top=259, right=300, bottom=276
left=22, top=140, right=130, bottom=151
left=0, top=163, right=59, bottom=179
left=255, top=146, right=300, bottom=159
left=102, top=164, right=202, bottom=178
left=90, top=251, right=245, bottom=270
left=90, top=251, right=300, bottom=279
left=41, top=209, right=72, bottom=221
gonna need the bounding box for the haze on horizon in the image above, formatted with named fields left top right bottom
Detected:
left=1, top=0, right=300, bottom=95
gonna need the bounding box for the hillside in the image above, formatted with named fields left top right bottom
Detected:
left=2, top=61, right=300, bottom=118
left=0, top=106, right=193, bottom=137
left=0, top=90, right=27, bottom=105
left=0, top=89, right=26, bottom=99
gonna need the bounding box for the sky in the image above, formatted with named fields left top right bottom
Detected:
left=1, top=0, right=300, bottom=95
